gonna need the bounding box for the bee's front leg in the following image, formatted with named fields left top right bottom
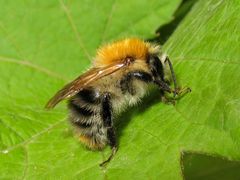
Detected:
left=100, top=93, right=118, bottom=167
left=163, top=56, right=191, bottom=97
left=160, top=86, right=191, bottom=105
left=172, top=87, right=192, bottom=99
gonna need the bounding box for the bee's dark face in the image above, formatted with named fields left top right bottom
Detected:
left=147, top=55, right=164, bottom=81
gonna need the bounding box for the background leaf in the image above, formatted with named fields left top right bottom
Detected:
left=0, top=0, right=181, bottom=179
left=0, top=0, right=240, bottom=179
left=182, top=153, right=240, bottom=180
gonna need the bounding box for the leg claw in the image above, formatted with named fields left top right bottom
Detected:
left=99, top=147, right=118, bottom=167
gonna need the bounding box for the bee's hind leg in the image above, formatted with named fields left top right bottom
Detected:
left=100, top=146, right=118, bottom=167
left=99, top=92, right=118, bottom=167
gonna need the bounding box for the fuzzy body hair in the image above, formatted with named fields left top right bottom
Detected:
left=68, top=38, right=162, bottom=149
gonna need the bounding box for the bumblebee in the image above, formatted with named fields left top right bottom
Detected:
left=46, top=38, right=189, bottom=166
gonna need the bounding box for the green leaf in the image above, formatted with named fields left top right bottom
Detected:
left=1, top=0, right=240, bottom=179
left=0, top=0, right=181, bottom=179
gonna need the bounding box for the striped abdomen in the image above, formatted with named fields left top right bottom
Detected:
left=68, top=88, right=108, bottom=149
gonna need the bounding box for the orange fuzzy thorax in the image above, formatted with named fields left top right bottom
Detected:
left=94, top=38, right=149, bottom=66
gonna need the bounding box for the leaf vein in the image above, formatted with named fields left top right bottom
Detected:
left=59, top=0, right=92, bottom=61
left=174, top=56, right=240, bottom=65
left=22, top=147, right=29, bottom=180
left=0, top=118, right=25, bottom=142
left=1, top=118, right=66, bottom=153
left=0, top=56, right=68, bottom=81
left=100, top=0, right=117, bottom=44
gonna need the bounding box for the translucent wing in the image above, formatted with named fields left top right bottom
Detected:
left=45, top=62, right=126, bottom=109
